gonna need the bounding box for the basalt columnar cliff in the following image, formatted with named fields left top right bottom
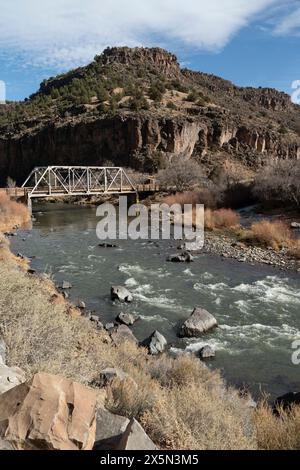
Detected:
left=1, top=46, right=300, bottom=185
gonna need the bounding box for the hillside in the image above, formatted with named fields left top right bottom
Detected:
left=0, top=46, right=300, bottom=185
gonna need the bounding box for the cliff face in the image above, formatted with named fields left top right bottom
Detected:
left=0, top=46, right=300, bottom=185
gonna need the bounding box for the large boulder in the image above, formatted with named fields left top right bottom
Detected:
left=111, top=286, right=133, bottom=303
left=93, top=408, right=129, bottom=450
left=180, top=307, right=218, bottom=338
left=111, top=325, right=138, bottom=346
left=116, top=312, right=139, bottom=326
left=117, top=419, right=156, bottom=450
left=0, top=372, right=97, bottom=450
left=141, top=331, right=167, bottom=355
left=0, top=364, right=25, bottom=395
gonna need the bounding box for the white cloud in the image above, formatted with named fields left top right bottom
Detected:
left=0, top=0, right=280, bottom=70
left=274, top=6, right=300, bottom=35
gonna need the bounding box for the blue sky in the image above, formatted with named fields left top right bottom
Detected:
left=0, top=0, right=300, bottom=101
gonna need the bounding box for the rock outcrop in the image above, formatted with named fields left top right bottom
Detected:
left=180, top=307, right=218, bottom=337
left=0, top=373, right=97, bottom=450
left=1, top=47, right=300, bottom=185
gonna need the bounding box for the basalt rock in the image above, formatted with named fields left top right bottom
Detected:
left=180, top=307, right=218, bottom=338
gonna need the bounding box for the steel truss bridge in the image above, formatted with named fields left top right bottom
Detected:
left=3, top=166, right=158, bottom=211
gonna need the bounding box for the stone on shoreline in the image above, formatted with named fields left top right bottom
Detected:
left=179, top=307, right=218, bottom=338
left=62, top=280, right=72, bottom=290
left=111, top=286, right=133, bottom=303
left=116, top=312, right=139, bottom=326
left=141, top=331, right=167, bottom=355
left=291, top=222, right=300, bottom=229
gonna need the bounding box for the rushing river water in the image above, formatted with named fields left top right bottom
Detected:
left=11, top=203, right=300, bottom=399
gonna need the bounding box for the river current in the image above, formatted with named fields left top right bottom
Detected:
left=11, top=203, right=300, bottom=399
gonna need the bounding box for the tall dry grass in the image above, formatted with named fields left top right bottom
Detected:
left=242, top=220, right=292, bottom=251
left=0, top=192, right=31, bottom=232
left=205, top=208, right=240, bottom=231
left=254, top=402, right=300, bottom=450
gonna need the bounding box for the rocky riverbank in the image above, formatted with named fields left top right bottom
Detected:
left=202, top=231, right=300, bottom=272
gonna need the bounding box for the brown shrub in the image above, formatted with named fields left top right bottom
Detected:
left=205, top=208, right=240, bottom=230
left=242, top=220, right=291, bottom=250
left=288, top=239, right=300, bottom=260
left=0, top=192, right=31, bottom=232
left=254, top=402, right=300, bottom=450
left=163, top=189, right=218, bottom=208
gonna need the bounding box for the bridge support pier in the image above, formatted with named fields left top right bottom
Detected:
left=27, top=196, right=32, bottom=215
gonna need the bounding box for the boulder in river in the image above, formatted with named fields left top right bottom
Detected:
left=141, top=331, right=167, bottom=355
left=98, top=243, right=118, bottom=248
left=116, top=312, right=139, bottom=326
left=179, top=307, right=218, bottom=338
left=199, top=345, right=216, bottom=360
left=111, top=286, right=133, bottom=303
left=167, top=252, right=194, bottom=263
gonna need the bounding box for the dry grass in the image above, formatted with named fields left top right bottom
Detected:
left=205, top=208, right=240, bottom=231
left=288, top=239, right=300, bottom=260
left=0, top=192, right=31, bottom=232
left=242, top=220, right=292, bottom=251
left=163, top=189, right=218, bottom=209
left=254, top=402, right=300, bottom=450
left=0, top=257, right=257, bottom=450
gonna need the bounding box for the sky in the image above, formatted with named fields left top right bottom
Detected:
left=0, top=0, right=300, bottom=101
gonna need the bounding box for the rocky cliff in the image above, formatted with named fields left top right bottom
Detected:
left=0, top=47, right=300, bottom=185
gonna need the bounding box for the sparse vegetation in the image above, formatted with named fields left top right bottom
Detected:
left=0, top=192, right=31, bottom=232
left=158, top=159, right=204, bottom=192
left=254, top=160, right=300, bottom=207
left=241, top=220, right=291, bottom=251
left=205, top=208, right=240, bottom=231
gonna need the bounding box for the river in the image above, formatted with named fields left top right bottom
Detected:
left=11, top=202, right=300, bottom=399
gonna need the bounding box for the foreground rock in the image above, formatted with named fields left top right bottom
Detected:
left=0, top=373, right=97, bottom=450
left=116, top=312, right=139, bottom=326
left=111, top=286, right=133, bottom=303
left=117, top=419, right=156, bottom=450
left=167, top=252, right=194, bottom=263
left=93, top=408, right=129, bottom=450
left=180, top=307, right=218, bottom=338
left=141, top=331, right=167, bottom=355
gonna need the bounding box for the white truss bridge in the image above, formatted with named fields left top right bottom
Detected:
left=2, top=166, right=158, bottom=211
left=22, top=166, right=139, bottom=198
